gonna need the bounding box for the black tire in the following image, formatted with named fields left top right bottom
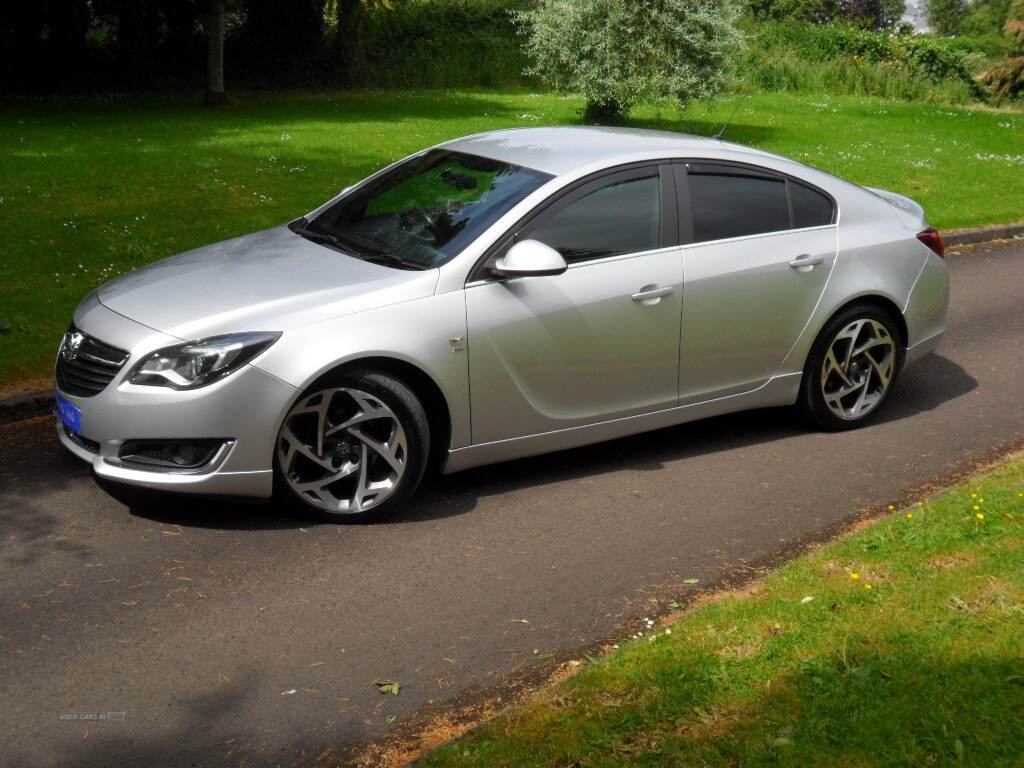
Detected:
left=799, top=304, right=904, bottom=431
left=273, top=369, right=430, bottom=523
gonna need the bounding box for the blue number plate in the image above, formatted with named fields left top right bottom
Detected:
left=56, top=392, right=83, bottom=435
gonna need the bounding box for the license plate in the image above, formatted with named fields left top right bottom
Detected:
left=56, top=392, right=83, bottom=435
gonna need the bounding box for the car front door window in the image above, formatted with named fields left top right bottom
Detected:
left=525, top=175, right=661, bottom=262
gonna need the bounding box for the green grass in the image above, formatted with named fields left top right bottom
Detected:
left=1, top=89, right=1022, bottom=389
left=420, top=458, right=1024, bottom=767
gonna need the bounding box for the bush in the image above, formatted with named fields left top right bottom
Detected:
left=748, top=21, right=988, bottom=102
left=517, top=0, right=745, bottom=121
left=326, top=0, right=530, bottom=89
left=1006, top=0, right=1024, bottom=47
left=979, top=55, right=1024, bottom=100
left=747, top=0, right=903, bottom=28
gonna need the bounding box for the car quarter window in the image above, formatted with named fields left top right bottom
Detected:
left=790, top=180, right=834, bottom=228
left=524, top=173, right=661, bottom=263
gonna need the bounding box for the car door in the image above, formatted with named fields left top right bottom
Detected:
left=675, top=162, right=838, bottom=404
left=465, top=164, right=683, bottom=444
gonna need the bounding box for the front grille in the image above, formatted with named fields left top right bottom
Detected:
left=55, top=326, right=130, bottom=397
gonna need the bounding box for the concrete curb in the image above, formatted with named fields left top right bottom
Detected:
left=0, top=391, right=54, bottom=425
left=944, top=221, right=1024, bottom=247
left=2, top=222, right=1022, bottom=426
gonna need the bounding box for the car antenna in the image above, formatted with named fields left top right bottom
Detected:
left=712, top=92, right=749, bottom=141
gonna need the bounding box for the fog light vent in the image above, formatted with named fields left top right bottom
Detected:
left=117, top=439, right=231, bottom=472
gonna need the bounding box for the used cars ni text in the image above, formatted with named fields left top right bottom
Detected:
left=55, top=127, right=950, bottom=521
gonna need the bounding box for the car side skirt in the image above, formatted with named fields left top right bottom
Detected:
left=441, top=372, right=803, bottom=474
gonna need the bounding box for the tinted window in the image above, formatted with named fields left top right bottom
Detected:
left=308, top=150, right=552, bottom=269
left=689, top=172, right=789, bottom=242
left=527, top=175, right=660, bottom=262
left=790, top=181, right=833, bottom=228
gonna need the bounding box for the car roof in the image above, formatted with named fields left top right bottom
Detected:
left=441, top=126, right=774, bottom=176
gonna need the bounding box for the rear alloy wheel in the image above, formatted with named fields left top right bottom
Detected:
left=275, top=372, right=429, bottom=522
left=801, top=307, right=902, bottom=430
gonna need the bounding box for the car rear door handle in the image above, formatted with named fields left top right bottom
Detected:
left=631, top=285, right=673, bottom=304
left=789, top=254, right=823, bottom=269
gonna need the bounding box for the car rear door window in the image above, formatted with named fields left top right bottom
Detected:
left=790, top=181, right=834, bottom=228
left=526, top=175, right=661, bottom=263
left=688, top=171, right=789, bottom=243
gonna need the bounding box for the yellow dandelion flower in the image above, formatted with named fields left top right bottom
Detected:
left=976, top=512, right=985, bottom=521
left=973, top=505, right=980, bottom=511
left=917, top=502, right=924, bottom=507
left=970, top=493, right=977, bottom=499
left=906, top=512, right=913, bottom=520
left=888, top=504, right=895, bottom=511
left=864, top=584, right=873, bottom=590
left=850, top=572, right=860, bottom=580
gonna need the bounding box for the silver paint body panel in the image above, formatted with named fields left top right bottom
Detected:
left=57, top=127, right=949, bottom=496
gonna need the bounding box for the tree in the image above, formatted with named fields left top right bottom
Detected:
left=927, top=0, right=969, bottom=34
left=517, top=0, right=745, bottom=123
left=204, top=0, right=227, bottom=105
left=245, top=0, right=324, bottom=83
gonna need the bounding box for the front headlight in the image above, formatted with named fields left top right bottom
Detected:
left=128, top=332, right=281, bottom=390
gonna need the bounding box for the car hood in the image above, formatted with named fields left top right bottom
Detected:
left=97, top=226, right=439, bottom=339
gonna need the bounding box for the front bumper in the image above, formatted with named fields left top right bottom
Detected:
left=57, top=300, right=298, bottom=497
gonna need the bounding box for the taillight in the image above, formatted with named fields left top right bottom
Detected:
left=917, top=227, right=945, bottom=258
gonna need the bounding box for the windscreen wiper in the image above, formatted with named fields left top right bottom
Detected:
left=359, top=252, right=430, bottom=271
left=289, top=217, right=345, bottom=249
left=289, top=218, right=428, bottom=271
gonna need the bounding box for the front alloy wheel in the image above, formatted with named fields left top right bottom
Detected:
left=275, top=373, right=429, bottom=521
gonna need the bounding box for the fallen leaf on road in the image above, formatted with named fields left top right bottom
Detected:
left=508, top=618, right=529, bottom=624
left=683, top=578, right=699, bottom=585
left=281, top=689, right=297, bottom=696
left=375, top=679, right=401, bottom=696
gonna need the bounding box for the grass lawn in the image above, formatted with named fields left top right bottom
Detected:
left=1, top=89, right=1021, bottom=390
left=418, top=456, right=1024, bottom=767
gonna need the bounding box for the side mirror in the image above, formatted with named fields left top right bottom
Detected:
left=490, top=239, right=568, bottom=278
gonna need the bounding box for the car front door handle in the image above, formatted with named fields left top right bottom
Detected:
left=789, top=254, right=824, bottom=269
left=631, top=285, right=673, bottom=305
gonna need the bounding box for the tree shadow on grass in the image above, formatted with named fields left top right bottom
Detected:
left=603, top=647, right=1024, bottom=766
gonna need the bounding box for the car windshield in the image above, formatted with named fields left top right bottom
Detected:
left=304, top=150, right=552, bottom=269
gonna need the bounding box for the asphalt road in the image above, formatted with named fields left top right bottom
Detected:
left=3, top=241, right=1023, bottom=768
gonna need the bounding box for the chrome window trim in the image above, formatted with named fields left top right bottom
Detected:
left=463, top=243, right=683, bottom=288
left=679, top=222, right=838, bottom=251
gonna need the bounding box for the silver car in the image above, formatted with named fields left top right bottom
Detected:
left=55, top=127, right=950, bottom=521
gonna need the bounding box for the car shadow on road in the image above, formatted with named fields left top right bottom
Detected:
left=388, top=352, right=977, bottom=524
left=117, top=353, right=975, bottom=530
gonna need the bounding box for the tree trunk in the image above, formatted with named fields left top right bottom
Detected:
left=204, top=0, right=228, bottom=105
